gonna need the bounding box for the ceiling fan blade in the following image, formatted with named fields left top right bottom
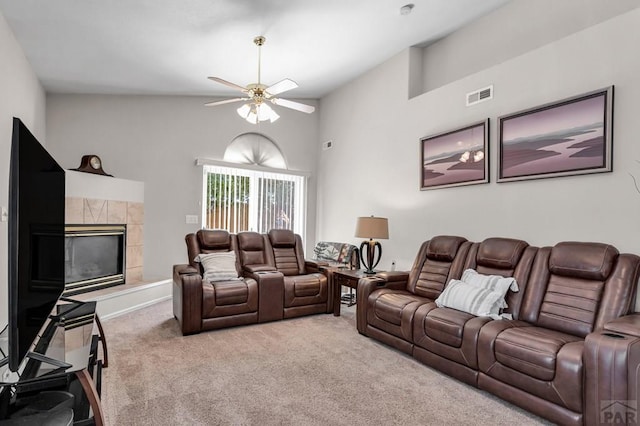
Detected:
left=265, top=79, right=298, bottom=96
left=204, top=98, right=248, bottom=107
left=207, top=77, right=247, bottom=93
left=272, top=98, right=315, bottom=114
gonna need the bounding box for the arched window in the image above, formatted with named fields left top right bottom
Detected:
left=223, top=132, right=287, bottom=169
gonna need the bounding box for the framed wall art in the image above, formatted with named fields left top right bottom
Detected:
left=421, top=119, right=489, bottom=190
left=498, top=86, right=613, bottom=183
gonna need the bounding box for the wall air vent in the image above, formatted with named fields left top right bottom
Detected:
left=466, top=85, right=493, bottom=106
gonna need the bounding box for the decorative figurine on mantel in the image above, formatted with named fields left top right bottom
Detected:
left=73, top=155, right=112, bottom=176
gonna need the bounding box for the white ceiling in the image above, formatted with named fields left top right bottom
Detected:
left=0, top=0, right=510, bottom=99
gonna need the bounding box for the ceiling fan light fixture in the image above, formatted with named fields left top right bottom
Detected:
left=257, top=103, right=279, bottom=123
left=268, top=109, right=280, bottom=123
left=237, top=103, right=251, bottom=119
left=207, top=35, right=313, bottom=122
left=238, top=102, right=279, bottom=124
left=246, top=108, right=259, bottom=125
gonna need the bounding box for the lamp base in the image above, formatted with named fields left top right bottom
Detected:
left=359, top=239, right=382, bottom=275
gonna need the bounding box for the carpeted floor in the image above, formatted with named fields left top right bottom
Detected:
left=100, top=300, right=551, bottom=425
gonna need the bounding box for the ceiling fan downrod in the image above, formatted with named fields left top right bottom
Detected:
left=254, top=36, right=265, bottom=86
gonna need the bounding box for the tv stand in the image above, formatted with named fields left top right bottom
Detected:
left=0, top=300, right=107, bottom=425
left=24, top=352, right=72, bottom=370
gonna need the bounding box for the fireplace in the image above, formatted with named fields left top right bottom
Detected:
left=64, top=225, right=126, bottom=295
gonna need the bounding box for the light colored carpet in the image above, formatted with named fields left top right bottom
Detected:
left=100, top=300, right=551, bottom=425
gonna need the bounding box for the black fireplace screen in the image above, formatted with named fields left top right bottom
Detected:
left=64, top=225, right=126, bottom=295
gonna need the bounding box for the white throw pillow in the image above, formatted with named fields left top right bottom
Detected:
left=435, top=280, right=505, bottom=319
left=461, top=268, right=518, bottom=292
left=194, top=252, right=240, bottom=282
left=461, top=269, right=518, bottom=309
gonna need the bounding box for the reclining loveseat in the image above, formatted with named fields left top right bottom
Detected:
left=357, top=235, right=640, bottom=426
left=173, top=229, right=330, bottom=335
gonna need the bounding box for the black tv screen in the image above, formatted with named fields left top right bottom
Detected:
left=7, top=117, right=65, bottom=372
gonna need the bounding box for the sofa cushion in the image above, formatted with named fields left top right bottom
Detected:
left=237, top=231, right=268, bottom=267
left=374, top=293, right=422, bottom=326
left=435, top=280, right=505, bottom=319
left=195, top=252, right=240, bottom=282
left=368, top=289, right=431, bottom=343
left=476, top=237, right=528, bottom=269
left=215, top=280, right=249, bottom=305
left=269, top=229, right=296, bottom=247
left=292, top=276, right=322, bottom=297
left=202, top=277, right=259, bottom=319
left=197, top=229, right=231, bottom=249
left=423, top=307, right=475, bottom=348
left=273, top=247, right=300, bottom=276
left=549, top=241, right=617, bottom=281
left=426, top=235, right=468, bottom=262
left=494, top=326, right=582, bottom=381
left=283, top=274, right=328, bottom=308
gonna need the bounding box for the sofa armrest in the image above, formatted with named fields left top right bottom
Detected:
left=174, top=264, right=199, bottom=276
left=355, top=275, right=407, bottom=334
left=584, top=326, right=640, bottom=424
left=243, top=264, right=277, bottom=274
left=603, top=313, right=640, bottom=337
left=305, top=259, right=329, bottom=273
left=249, top=271, right=285, bottom=323
left=376, top=271, right=410, bottom=283
left=172, top=266, right=204, bottom=335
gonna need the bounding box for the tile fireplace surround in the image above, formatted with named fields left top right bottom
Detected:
left=64, top=170, right=144, bottom=285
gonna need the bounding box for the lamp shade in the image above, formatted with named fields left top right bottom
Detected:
left=355, top=216, right=389, bottom=240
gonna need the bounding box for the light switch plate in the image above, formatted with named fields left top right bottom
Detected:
left=185, top=215, right=199, bottom=224
left=1, top=206, right=7, bottom=222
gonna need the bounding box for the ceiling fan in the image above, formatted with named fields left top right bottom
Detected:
left=205, top=36, right=315, bottom=124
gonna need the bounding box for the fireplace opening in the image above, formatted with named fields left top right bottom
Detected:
left=64, top=225, right=126, bottom=295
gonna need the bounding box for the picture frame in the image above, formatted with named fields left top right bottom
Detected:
left=498, top=86, right=613, bottom=183
left=421, top=119, right=489, bottom=190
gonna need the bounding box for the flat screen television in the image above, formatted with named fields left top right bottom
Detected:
left=6, top=117, right=66, bottom=372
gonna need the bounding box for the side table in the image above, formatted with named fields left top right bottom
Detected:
left=333, top=270, right=377, bottom=316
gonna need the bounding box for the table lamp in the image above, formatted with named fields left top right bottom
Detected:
left=355, top=216, right=389, bottom=274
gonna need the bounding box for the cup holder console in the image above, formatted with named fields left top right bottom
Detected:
left=602, top=332, right=625, bottom=339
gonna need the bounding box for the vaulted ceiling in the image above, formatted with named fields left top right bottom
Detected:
left=0, top=0, right=510, bottom=98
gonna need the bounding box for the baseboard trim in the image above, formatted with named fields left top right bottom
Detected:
left=76, top=278, right=172, bottom=320
left=89, top=279, right=172, bottom=302
left=100, top=294, right=172, bottom=320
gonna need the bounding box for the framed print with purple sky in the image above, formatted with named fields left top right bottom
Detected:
left=498, top=86, right=613, bottom=183
left=421, top=119, right=489, bottom=190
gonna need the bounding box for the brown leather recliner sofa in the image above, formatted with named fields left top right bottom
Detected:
left=357, top=235, right=640, bottom=426
left=173, top=229, right=330, bottom=336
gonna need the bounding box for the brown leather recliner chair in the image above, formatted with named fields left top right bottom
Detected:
left=264, top=229, right=330, bottom=318
left=477, top=242, right=640, bottom=425
left=172, top=229, right=258, bottom=335
left=356, top=235, right=471, bottom=354
left=412, top=237, right=537, bottom=386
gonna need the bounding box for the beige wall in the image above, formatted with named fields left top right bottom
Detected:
left=46, top=95, right=319, bottom=279
left=420, top=0, right=640, bottom=93
left=317, top=5, right=640, bottom=274
left=0, top=11, right=46, bottom=323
